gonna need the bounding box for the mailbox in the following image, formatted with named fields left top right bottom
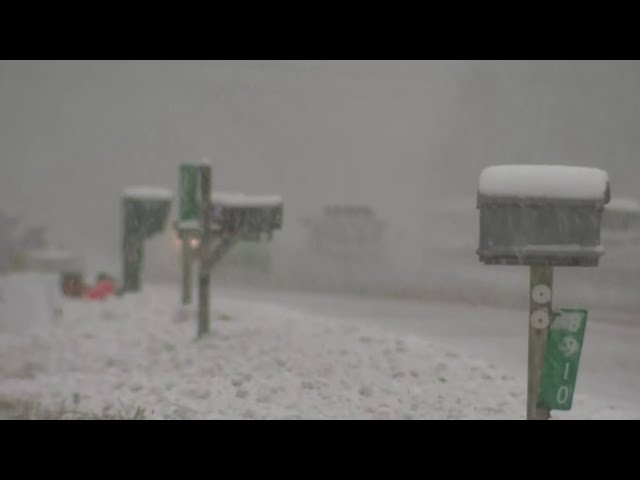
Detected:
left=121, top=186, right=173, bottom=293
left=123, top=187, right=173, bottom=238
left=476, top=165, right=610, bottom=267
left=210, top=193, right=283, bottom=241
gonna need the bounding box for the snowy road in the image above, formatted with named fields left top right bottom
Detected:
left=214, top=284, right=640, bottom=417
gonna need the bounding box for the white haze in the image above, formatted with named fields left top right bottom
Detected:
left=1, top=60, right=640, bottom=311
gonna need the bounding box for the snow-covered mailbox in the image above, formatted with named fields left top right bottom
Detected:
left=210, top=193, right=283, bottom=241
left=476, top=165, right=610, bottom=420
left=477, top=165, right=611, bottom=267
left=122, top=186, right=173, bottom=293
left=173, top=161, right=285, bottom=320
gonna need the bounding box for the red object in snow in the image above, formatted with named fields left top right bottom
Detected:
left=84, top=279, right=116, bottom=300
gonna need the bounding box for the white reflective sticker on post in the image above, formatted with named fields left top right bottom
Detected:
left=530, top=309, right=550, bottom=329
left=531, top=284, right=552, bottom=304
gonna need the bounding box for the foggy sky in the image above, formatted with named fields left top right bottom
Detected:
left=1, top=60, right=640, bottom=262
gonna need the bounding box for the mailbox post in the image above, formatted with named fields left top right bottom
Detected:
left=174, top=162, right=284, bottom=339
left=528, top=265, right=553, bottom=420
left=198, top=161, right=213, bottom=338
left=476, top=165, right=610, bottom=419
left=178, top=164, right=199, bottom=305
left=196, top=191, right=283, bottom=338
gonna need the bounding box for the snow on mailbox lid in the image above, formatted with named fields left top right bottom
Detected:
left=478, top=165, right=610, bottom=204
left=123, top=186, right=173, bottom=200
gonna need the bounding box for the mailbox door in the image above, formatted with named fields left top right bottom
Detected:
left=480, top=205, right=602, bottom=250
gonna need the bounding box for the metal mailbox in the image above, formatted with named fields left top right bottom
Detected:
left=476, top=165, right=610, bottom=267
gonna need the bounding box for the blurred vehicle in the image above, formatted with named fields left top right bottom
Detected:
left=302, top=205, right=387, bottom=263
left=602, top=197, right=640, bottom=245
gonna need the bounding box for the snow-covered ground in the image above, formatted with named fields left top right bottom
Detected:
left=221, top=286, right=640, bottom=416
left=1, top=278, right=638, bottom=419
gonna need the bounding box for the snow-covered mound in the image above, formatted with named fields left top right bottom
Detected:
left=0, top=272, right=61, bottom=334
left=0, top=284, right=635, bottom=419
